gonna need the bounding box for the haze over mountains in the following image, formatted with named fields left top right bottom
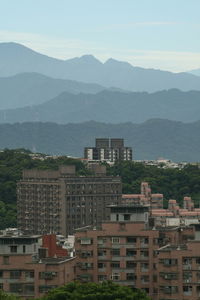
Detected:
left=0, top=42, right=200, bottom=161
left=189, top=69, right=200, bottom=77
left=0, top=119, right=199, bottom=162
left=1, top=42, right=200, bottom=93
left=0, top=72, right=104, bottom=109
left=1, top=89, right=200, bottom=124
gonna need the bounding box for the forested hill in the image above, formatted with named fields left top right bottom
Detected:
left=1, top=149, right=200, bottom=230
left=1, top=89, right=200, bottom=124
left=0, top=119, right=200, bottom=161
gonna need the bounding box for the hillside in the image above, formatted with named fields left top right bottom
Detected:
left=0, top=89, right=200, bottom=124
left=0, top=119, right=200, bottom=162
left=0, top=73, right=104, bottom=109
left=1, top=42, right=200, bottom=92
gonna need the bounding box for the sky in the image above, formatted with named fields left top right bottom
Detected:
left=0, top=0, right=200, bottom=72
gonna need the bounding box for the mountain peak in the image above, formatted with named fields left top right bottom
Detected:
left=79, top=54, right=102, bottom=64
left=0, top=42, right=36, bottom=53
left=104, top=58, right=133, bottom=69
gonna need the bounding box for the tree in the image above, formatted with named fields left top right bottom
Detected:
left=38, top=281, right=150, bottom=300
left=0, top=290, right=20, bottom=300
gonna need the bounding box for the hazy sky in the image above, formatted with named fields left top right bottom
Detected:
left=0, top=0, right=200, bottom=72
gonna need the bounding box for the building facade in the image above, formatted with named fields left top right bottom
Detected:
left=122, top=182, right=163, bottom=209
left=17, top=165, right=122, bottom=236
left=74, top=204, right=200, bottom=300
left=0, top=234, right=75, bottom=299
left=84, top=138, right=132, bottom=162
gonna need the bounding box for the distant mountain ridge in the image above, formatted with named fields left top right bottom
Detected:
left=189, top=69, right=200, bottom=76
left=0, top=119, right=199, bottom=162
left=1, top=89, right=200, bottom=124
left=0, top=72, right=105, bottom=109
left=1, top=42, right=200, bottom=92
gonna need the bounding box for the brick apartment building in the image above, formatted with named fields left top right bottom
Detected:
left=122, top=182, right=164, bottom=209
left=0, top=234, right=75, bottom=298
left=84, top=138, right=132, bottom=162
left=74, top=204, right=200, bottom=300
left=17, top=165, right=122, bottom=236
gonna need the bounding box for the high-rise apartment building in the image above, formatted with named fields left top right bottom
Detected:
left=17, top=165, right=122, bottom=236
left=84, top=138, right=132, bottom=162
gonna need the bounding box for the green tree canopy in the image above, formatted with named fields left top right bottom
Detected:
left=0, top=290, right=20, bottom=300
left=38, top=281, right=150, bottom=300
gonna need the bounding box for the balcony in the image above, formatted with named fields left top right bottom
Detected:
left=116, top=280, right=136, bottom=286
left=183, top=264, right=192, bottom=270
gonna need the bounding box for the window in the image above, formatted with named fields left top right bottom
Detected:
left=126, top=261, right=136, bottom=269
left=126, top=249, right=137, bottom=257
left=97, top=238, right=107, bottom=244
left=81, top=251, right=93, bottom=258
left=39, top=272, right=57, bottom=280
left=111, top=249, right=120, bottom=256
left=141, top=275, right=149, bottom=284
left=98, top=262, right=106, bottom=269
left=124, top=214, right=130, bottom=220
left=98, top=275, right=107, bottom=282
left=183, top=286, right=192, bottom=295
left=98, top=250, right=106, bottom=257
left=25, top=271, right=34, bottom=279
left=0, top=271, right=3, bottom=278
left=3, top=255, right=10, bottom=264
left=39, top=285, right=57, bottom=293
left=10, top=270, right=21, bottom=279
left=10, top=245, right=17, bottom=253
left=160, top=286, right=178, bottom=294
left=160, top=259, right=177, bottom=266
left=140, top=237, right=148, bottom=245
left=141, top=263, right=149, bottom=272
left=23, top=245, right=26, bottom=253
left=10, top=283, right=23, bottom=293
left=110, top=262, right=120, bottom=268
left=112, top=237, right=120, bottom=244
left=24, top=284, right=34, bottom=295
left=140, top=250, right=149, bottom=258
left=111, top=273, right=120, bottom=281
left=126, top=273, right=136, bottom=281
left=80, top=238, right=92, bottom=245
left=126, top=237, right=136, bottom=244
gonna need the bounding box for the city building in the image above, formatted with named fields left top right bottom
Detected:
left=84, top=138, right=132, bottom=163
left=122, top=182, right=163, bottom=209
left=74, top=204, right=200, bottom=300
left=0, top=233, right=75, bottom=298
left=17, top=165, right=122, bottom=236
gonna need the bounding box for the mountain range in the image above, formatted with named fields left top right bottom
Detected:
left=1, top=42, right=200, bottom=92
left=0, top=89, right=200, bottom=124
left=0, top=72, right=105, bottom=109
left=0, top=119, right=199, bottom=162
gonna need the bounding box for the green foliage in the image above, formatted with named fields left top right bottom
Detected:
left=37, top=281, right=150, bottom=300
left=108, top=161, right=200, bottom=207
left=0, top=290, right=20, bottom=300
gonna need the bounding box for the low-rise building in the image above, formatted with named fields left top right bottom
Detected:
left=0, top=234, right=75, bottom=298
